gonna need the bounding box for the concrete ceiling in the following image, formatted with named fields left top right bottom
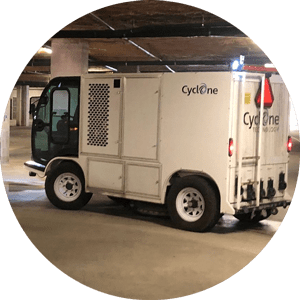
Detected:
left=19, top=0, right=271, bottom=87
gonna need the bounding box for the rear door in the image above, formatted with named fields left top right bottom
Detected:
left=230, top=73, right=289, bottom=208
left=240, top=75, right=289, bottom=165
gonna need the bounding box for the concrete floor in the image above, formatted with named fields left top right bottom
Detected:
left=1, top=126, right=299, bottom=299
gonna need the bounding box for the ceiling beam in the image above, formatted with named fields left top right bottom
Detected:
left=91, top=57, right=270, bottom=67
left=98, top=60, right=229, bottom=66
left=26, top=57, right=271, bottom=70
left=16, top=81, right=48, bottom=87
left=27, top=58, right=51, bottom=66
left=24, top=65, right=51, bottom=73
left=52, top=24, right=245, bottom=39
left=17, top=73, right=50, bottom=85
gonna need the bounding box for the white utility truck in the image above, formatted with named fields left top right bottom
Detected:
left=25, top=72, right=292, bottom=231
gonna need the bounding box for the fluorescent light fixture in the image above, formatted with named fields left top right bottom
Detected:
left=127, top=40, right=157, bottom=59
left=105, top=65, right=118, bottom=72
left=231, top=60, right=240, bottom=71
left=165, top=65, right=175, bottom=73
left=89, top=67, right=109, bottom=72
left=231, top=56, right=245, bottom=71
left=264, top=63, right=275, bottom=68
left=38, top=47, right=52, bottom=54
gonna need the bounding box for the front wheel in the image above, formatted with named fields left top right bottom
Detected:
left=167, top=176, right=220, bottom=232
left=45, top=162, right=92, bottom=210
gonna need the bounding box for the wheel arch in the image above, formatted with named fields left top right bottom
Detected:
left=163, top=170, right=221, bottom=208
left=45, top=157, right=84, bottom=178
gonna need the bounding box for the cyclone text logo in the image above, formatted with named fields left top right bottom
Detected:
left=182, top=83, right=218, bottom=96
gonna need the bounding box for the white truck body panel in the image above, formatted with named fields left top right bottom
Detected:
left=59, top=71, right=290, bottom=215
left=123, top=77, right=160, bottom=160
left=159, top=72, right=233, bottom=213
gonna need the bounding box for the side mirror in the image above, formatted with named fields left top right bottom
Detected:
left=29, top=103, right=35, bottom=116
left=29, top=96, right=40, bottom=115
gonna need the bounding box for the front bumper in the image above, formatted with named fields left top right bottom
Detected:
left=24, top=160, right=46, bottom=177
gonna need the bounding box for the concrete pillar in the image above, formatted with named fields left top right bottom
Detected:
left=16, top=85, right=30, bottom=126
left=1, top=100, right=10, bottom=164
left=51, top=39, right=89, bottom=78
left=16, top=86, right=22, bottom=126
left=22, top=85, right=30, bottom=127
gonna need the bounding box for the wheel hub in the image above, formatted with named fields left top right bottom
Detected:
left=54, top=173, right=82, bottom=202
left=66, top=182, right=73, bottom=190
left=176, top=187, right=205, bottom=222
left=188, top=199, right=199, bottom=208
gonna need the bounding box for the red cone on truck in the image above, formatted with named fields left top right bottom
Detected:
left=255, top=77, right=274, bottom=108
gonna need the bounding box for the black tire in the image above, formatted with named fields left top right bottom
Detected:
left=234, top=209, right=271, bottom=223
left=45, top=162, right=92, bottom=210
left=166, top=176, right=220, bottom=232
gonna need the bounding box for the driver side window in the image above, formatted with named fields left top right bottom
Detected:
left=51, top=89, right=70, bottom=144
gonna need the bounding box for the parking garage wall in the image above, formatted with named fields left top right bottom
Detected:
left=9, top=87, right=43, bottom=126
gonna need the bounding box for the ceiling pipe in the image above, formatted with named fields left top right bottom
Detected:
left=95, top=60, right=230, bottom=66
left=89, top=12, right=175, bottom=73
left=90, top=12, right=115, bottom=31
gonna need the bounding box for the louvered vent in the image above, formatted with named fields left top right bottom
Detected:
left=87, top=83, right=110, bottom=147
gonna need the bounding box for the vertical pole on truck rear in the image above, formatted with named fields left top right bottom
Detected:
left=255, top=74, right=265, bottom=207
left=236, top=73, right=246, bottom=210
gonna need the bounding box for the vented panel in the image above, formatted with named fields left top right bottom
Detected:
left=87, top=83, right=110, bottom=147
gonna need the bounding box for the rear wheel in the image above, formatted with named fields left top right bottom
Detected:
left=45, top=162, right=92, bottom=210
left=167, top=176, right=219, bottom=232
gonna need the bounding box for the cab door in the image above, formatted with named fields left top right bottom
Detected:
left=32, top=77, right=80, bottom=165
